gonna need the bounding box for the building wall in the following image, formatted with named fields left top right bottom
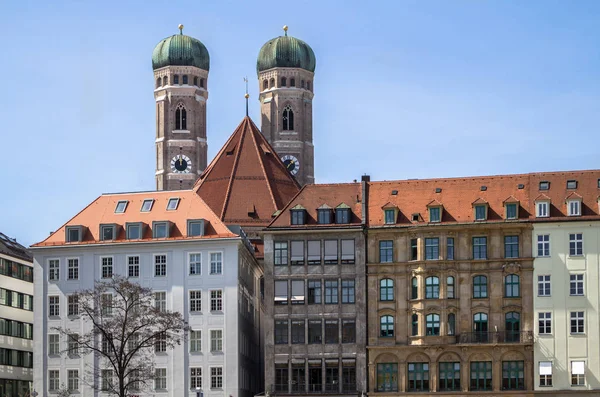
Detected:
left=533, top=221, right=600, bottom=391
left=33, top=238, right=263, bottom=397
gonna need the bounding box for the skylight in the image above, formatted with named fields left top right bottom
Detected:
left=115, top=200, right=128, bottom=213
left=141, top=199, right=154, bottom=212
left=167, top=198, right=180, bottom=211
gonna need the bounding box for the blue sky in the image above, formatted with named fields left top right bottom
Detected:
left=1, top=0, right=599, bottom=246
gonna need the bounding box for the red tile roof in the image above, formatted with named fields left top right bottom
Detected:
left=193, top=117, right=301, bottom=227
left=32, top=190, right=236, bottom=247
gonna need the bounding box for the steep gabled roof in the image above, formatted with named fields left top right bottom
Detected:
left=193, top=117, right=301, bottom=226
left=0, top=232, right=32, bottom=262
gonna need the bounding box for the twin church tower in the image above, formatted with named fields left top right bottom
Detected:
left=152, top=25, right=316, bottom=190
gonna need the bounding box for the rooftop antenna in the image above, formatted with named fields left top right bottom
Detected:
left=244, top=76, right=249, bottom=117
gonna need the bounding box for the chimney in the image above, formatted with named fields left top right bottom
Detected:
left=361, top=175, right=370, bottom=226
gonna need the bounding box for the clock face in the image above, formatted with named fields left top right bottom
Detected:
left=281, top=155, right=300, bottom=176
left=171, top=154, right=192, bottom=173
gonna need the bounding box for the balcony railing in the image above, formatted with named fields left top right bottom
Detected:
left=457, top=331, right=533, bottom=344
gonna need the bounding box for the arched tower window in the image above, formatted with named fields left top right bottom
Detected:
left=175, top=103, right=187, bottom=130
left=174, top=75, right=180, bottom=85
left=290, top=78, right=296, bottom=87
left=200, top=78, right=205, bottom=88
left=301, top=80, right=305, bottom=88
left=263, top=80, right=268, bottom=90
left=182, top=75, right=188, bottom=85
left=270, top=78, right=275, bottom=88
left=282, top=105, right=294, bottom=131
left=163, top=76, right=168, bottom=86
left=156, top=78, right=161, bottom=88
left=281, top=77, right=287, bottom=87
left=193, top=76, right=198, bottom=86
left=307, top=81, right=311, bottom=91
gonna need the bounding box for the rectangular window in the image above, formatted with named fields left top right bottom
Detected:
left=429, top=207, right=441, bottom=222
left=190, top=330, right=201, bottom=352
left=49, top=295, right=60, bottom=316
left=473, top=237, right=487, bottom=260
left=537, top=202, right=549, bottom=217
left=291, top=280, right=305, bottom=304
left=210, top=252, right=223, bottom=274
left=68, top=334, right=79, bottom=355
left=68, top=369, right=79, bottom=391
left=537, top=235, right=550, bottom=257
left=539, top=362, right=552, bottom=387
left=154, top=292, right=166, bottom=312
left=438, top=362, right=460, bottom=391
left=167, top=197, right=180, bottom=210
left=211, top=367, right=223, bottom=389
left=410, top=238, right=418, bottom=260
left=101, top=257, right=113, bottom=278
left=318, top=209, right=331, bottom=224
left=291, top=210, right=305, bottom=225
left=274, top=281, right=288, bottom=305
left=101, top=294, right=113, bottom=316
left=308, top=320, right=322, bottom=344
left=308, top=280, right=321, bottom=304
left=342, top=319, right=356, bottom=343
left=572, top=361, right=585, bottom=386
left=48, top=259, right=59, bottom=281
left=101, top=225, right=115, bottom=241
left=140, top=198, right=154, bottom=212
left=504, top=235, right=519, bottom=258
left=540, top=181, right=550, bottom=190
left=190, top=290, right=202, bottom=312
left=66, top=226, right=81, bottom=243
left=342, top=361, right=356, bottom=392
left=307, top=240, right=321, bottom=264
left=570, top=274, right=584, bottom=296
left=538, top=275, right=551, bottom=296
left=153, top=222, right=168, bottom=238
left=324, top=240, right=338, bottom=264
left=154, top=254, right=167, bottom=276
left=326, top=360, right=339, bottom=392
left=154, top=332, right=166, bottom=353
left=210, top=290, right=223, bottom=311
left=568, top=200, right=581, bottom=216
left=538, top=312, right=552, bottom=334
left=475, top=205, right=486, bottom=221
left=290, top=241, right=305, bottom=265
left=341, top=280, right=355, bottom=303
left=275, top=320, right=288, bottom=344
left=506, top=203, right=517, bottom=219
left=570, top=311, right=584, bottom=334
left=377, top=363, right=398, bottom=392
left=569, top=233, right=583, bottom=256
left=49, top=334, right=60, bottom=355
left=502, top=361, right=524, bottom=390
left=384, top=209, right=395, bottom=224
left=325, top=320, right=339, bottom=343
left=102, top=369, right=114, bottom=391
left=275, top=363, right=289, bottom=392
left=67, top=295, right=78, bottom=316
left=67, top=258, right=78, bottom=280
left=470, top=361, right=492, bottom=391
left=425, top=238, right=439, bottom=260
left=325, top=280, right=338, bottom=304
left=188, top=220, right=204, bottom=237
left=341, top=239, right=355, bottom=264
left=274, top=242, right=289, bottom=266
left=292, top=362, right=306, bottom=392
left=127, top=256, right=140, bottom=278
left=446, top=238, right=454, bottom=260
left=190, top=367, right=202, bottom=389
left=407, top=363, right=429, bottom=392
left=154, top=368, right=167, bottom=390
left=49, top=370, right=60, bottom=391
left=126, top=223, right=141, bottom=239
left=336, top=208, right=351, bottom=224
left=210, top=330, right=223, bottom=352
left=380, top=240, right=393, bottom=263
left=291, top=320, right=305, bottom=344
left=115, top=200, right=128, bottom=213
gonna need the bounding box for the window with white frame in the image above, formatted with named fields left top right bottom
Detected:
left=210, top=329, right=223, bottom=352
left=49, top=296, right=60, bottom=316
left=571, top=361, right=585, bottom=386
left=49, top=334, right=60, bottom=355
left=570, top=311, right=584, bottom=334
left=539, top=362, right=552, bottom=387
left=102, top=369, right=114, bottom=391
left=210, top=290, right=223, bottom=311
left=570, top=274, right=584, bottom=296
left=190, top=290, right=202, bottom=312
left=49, top=370, right=60, bottom=391
left=536, top=201, right=549, bottom=217
left=154, top=332, right=167, bottom=353
left=101, top=294, right=113, bottom=316
left=101, top=257, right=113, bottom=278
left=189, top=253, right=202, bottom=275
left=569, top=233, right=583, bottom=256
left=154, top=254, right=167, bottom=276
left=211, top=367, right=223, bottom=389
left=155, top=368, right=167, bottom=390
left=67, top=258, right=78, bottom=280
left=48, top=259, right=59, bottom=281
left=141, top=199, right=154, bottom=212
left=128, top=256, right=140, bottom=278
left=68, top=369, right=79, bottom=391
left=191, top=367, right=202, bottom=389
left=537, top=235, right=550, bottom=257
left=190, top=330, right=201, bottom=352
left=115, top=200, right=128, bottom=213
left=538, top=312, right=552, bottom=335
left=537, top=275, right=551, bottom=296
left=154, top=292, right=166, bottom=312
left=68, top=295, right=79, bottom=316
left=568, top=200, right=581, bottom=216
left=68, top=333, right=79, bottom=355
left=210, top=252, right=222, bottom=274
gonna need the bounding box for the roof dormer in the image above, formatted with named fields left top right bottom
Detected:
left=317, top=204, right=332, bottom=224
left=381, top=202, right=398, bottom=225
left=472, top=198, right=489, bottom=221
left=335, top=203, right=352, bottom=224
left=290, top=204, right=306, bottom=225
left=426, top=199, right=443, bottom=223
left=565, top=192, right=582, bottom=217
left=502, top=196, right=520, bottom=220
left=535, top=194, right=551, bottom=218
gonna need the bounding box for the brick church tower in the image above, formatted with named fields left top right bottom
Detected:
left=257, top=26, right=316, bottom=186
left=152, top=25, right=209, bottom=191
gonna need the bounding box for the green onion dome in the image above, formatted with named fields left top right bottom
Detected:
left=152, top=25, right=210, bottom=71
left=256, top=26, right=316, bottom=74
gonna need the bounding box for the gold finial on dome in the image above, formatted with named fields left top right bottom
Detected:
left=178, top=24, right=184, bottom=34
left=283, top=25, right=288, bottom=36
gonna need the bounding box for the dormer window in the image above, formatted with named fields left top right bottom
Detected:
left=567, top=180, right=578, bottom=189
left=126, top=223, right=143, bottom=240
left=539, top=181, right=550, bottom=191
left=429, top=207, right=441, bottom=223
left=475, top=205, right=487, bottom=221
left=505, top=203, right=518, bottom=220
left=152, top=221, right=170, bottom=238
left=65, top=226, right=83, bottom=243
left=568, top=199, right=581, bottom=216
left=317, top=208, right=332, bottom=224
left=187, top=219, right=205, bottom=237
left=536, top=201, right=550, bottom=218
left=141, top=199, right=154, bottom=212
left=100, top=224, right=116, bottom=241
left=384, top=209, right=395, bottom=224
left=290, top=205, right=306, bottom=225
left=335, top=204, right=351, bottom=224
left=115, top=200, right=128, bottom=213
left=167, top=198, right=180, bottom=211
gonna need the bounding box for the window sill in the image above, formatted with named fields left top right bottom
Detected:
left=570, top=333, right=586, bottom=336
left=569, top=255, right=584, bottom=258
left=538, top=295, right=552, bottom=297
left=172, top=130, right=190, bottom=134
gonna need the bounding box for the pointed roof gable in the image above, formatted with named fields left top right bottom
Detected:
left=565, top=192, right=583, bottom=201
left=193, top=117, right=301, bottom=226
left=471, top=197, right=488, bottom=206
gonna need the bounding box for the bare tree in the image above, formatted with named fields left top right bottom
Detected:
left=54, top=275, right=188, bottom=397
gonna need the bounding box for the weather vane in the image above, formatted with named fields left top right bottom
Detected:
left=244, top=76, right=249, bottom=116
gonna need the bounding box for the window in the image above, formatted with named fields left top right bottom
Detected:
left=115, top=200, right=128, bottom=213
left=411, top=238, right=418, bottom=260
left=475, top=205, right=487, bottom=220
left=570, top=274, right=584, bottom=296
left=341, top=239, right=355, bottom=264
left=290, top=78, right=296, bottom=87
left=384, top=209, right=395, bottom=224
left=68, top=369, right=79, bottom=391
left=66, top=226, right=82, bottom=242
left=411, top=314, right=419, bottom=336
left=505, top=274, right=520, bottom=297
left=342, top=319, right=355, bottom=343
left=447, top=276, right=455, bottom=299
left=153, top=222, right=169, bottom=238
left=325, top=320, right=339, bottom=343
left=308, top=280, right=321, bottom=304
left=380, top=279, right=394, bottom=301
left=154, top=332, right=166, bottom=353
left=473, top=237, right=487, bottom=259
left=429, top=207, right=441, bottom=222
left=307, top=81, right=311, bottom=90
left=506, top=203, right=518, bottom=219
left=324, top=280, right=338, bottom=304
left=426, top=314, right=440, bottom=336
left=502, top=361, right=524, bottom=390
left=190, top=330, right=201, bottom=352
left=291, top=320, right=305, bottom=344
left=470, top=362, right=492, bottom=391
left=538, top=312, right=552, bottom=334
left=539, top=362, right=552, bottom=387
left=425, top=238, right=439, bottom=260
left=291, top=280, right=305, bottom=304
left=570, top=311, right=584, bottom=334
left=538, top=275, right=551, bottom=296
left=210, top=330, right=223, bottom=352
left=68, top=295, right=79, bottom=316
left=291, top=209, right=305, bottom=225
left=447, top=237, right=454, bottom=260
left=292, top=362, right=306, bottom=392
left=275, top=320, right=288, bottom=344
left=102, top=369, right=114, bottom=391
left=262, top=79, right=268, bottom=90
left=190, top=290, right=202, bottom=312
left=163, top=76, right=168, bottom=86
left=189, top=253, right=201, bottom=275
left=537, top=235, right=550, bottom=256
left=408, top=363, right=429, bottom=391
left=48, top=259, right=59, bottom=281
left=324, top=240, right=338, bottom=264
left=536, top=201, right=549, bottom=217
left=166, top=198, right=180, bottom=211
left=49, top=334, right=60, bottom=355
left=380, top=315, right=394, bottom=337
left=290, top=241, right=305, bottom=265
left=568, top=200, right=581, bottom=216
left=308, top=320, right=322, bottom=343
left=48, top=369, right=61, bottom=391
left=200, top=78, right=205, bottom=88
left=154, top=292, right=166, bottom=312
left=325, top=360, right=339, bottom=392
left=275, top=363, right=289, bottom=392
left=155, top=368, right=166, bottom=390
left=211, top=367, right=223, bottom=389
left=69, top=335, right=80, bottom=356
left=67, top=258, right=78, bottom=280
left=504, top=235, right=519, bottom=258
left=188, top=219, right=204, bottom=237
left=281, top=77, right=287, bottom=86
left=101, top=257, right=113, bottom=278
left=411, top=277, right=418, bottom=299
left=569, top=233, right=583, bottom=256
left=101, top=294, right=113, bottom=316
left=210, top=290, right=223, bottom=311
left=126, top=223, right=141, bottom=239
left=182, top=75, right=188, bottom=84
left=448, top=313, right=456, bottom=335
left=571, top=361, right=585, bottom=386
left=101, top=224, right=115, bottom=240
left=275, top=242, right=289, bottom=266
left=377, top=363, right=398, bottom=392
left=341, top=280, right=355, bottom=303
left=191, top=367, right=202, bottom=389
left=539, top=181, right=550, bottom=190
left=439, top=362, right=460, bottom=391
left=175, top=103, right=187, bottom=130
left=307, top=240, right=321, bottom=264
left=274, top=281, right=288, bottom=305
left=282, top=105, right=294, bottom=130
left=317, top=209, right=331, bottom=224
left=425, top=276, right=439, bottom=299
left=379, top=240, right=393, bottom=263
left=154, top=254, right=167, bottom=276
left=49, top=295, right=60, bottom=316
left=473, top=276, right=488, bottom=298
left=335, top=208, right=351, bottom=224
left=173, top=75, right=179, bottom=84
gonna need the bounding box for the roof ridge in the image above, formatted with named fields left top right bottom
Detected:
left=249, top=118, right=279, bottom=211
left=220, top=118, right=247, bottom=218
